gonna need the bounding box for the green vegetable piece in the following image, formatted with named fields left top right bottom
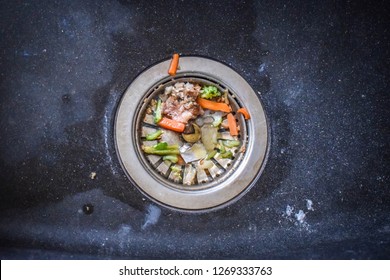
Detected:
left=221, top=151, right=233, bottom=159
left=163, top=155, right=179, bottom=163
left=142, top=142, right=180, bottom=155
left=218, top=140, right=226, bottom=154
left=153, top=141, right=178, bottom=151
left=171, top=165, right=181, bottom=172
left=170, top=165, right=182, bottom=180
left=154, top=141, right=168, bottom=150
left=223, top=140, right=240, bottom=148
left=142, top=147, right=180, bottom=155
left=200, top=85, right=221, bottom=99
left=206, top=150, right=218, bottom=160
left=154, top=99, right=162, bottom=123
left=218, top=140, right=234, bottom=158
left=145, top=130, right=163, bottom=141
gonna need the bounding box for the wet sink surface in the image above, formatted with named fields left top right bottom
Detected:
left=0, top=0, right=389, bottom=259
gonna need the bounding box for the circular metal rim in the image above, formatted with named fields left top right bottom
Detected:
left=114, top=56, right=269, bottom=212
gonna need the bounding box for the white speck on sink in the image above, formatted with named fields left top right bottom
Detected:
left=258, top=63, right=266, bottom=73
left=283, top=200, right=315, bottom=232
left=89, top=172, right=97, bottom=179
left=295, top=210, right=306, bottom=223
left=285, top=205, right=294, bottom=216
left=306, top=199, right=314, bottom=211
left=141, top=204, right=161, bottom=230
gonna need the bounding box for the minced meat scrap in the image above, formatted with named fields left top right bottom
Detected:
left=162, top=82, right=203, bottom=123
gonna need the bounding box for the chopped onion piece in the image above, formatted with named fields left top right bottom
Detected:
left=180, top=143, right=207, bottom=163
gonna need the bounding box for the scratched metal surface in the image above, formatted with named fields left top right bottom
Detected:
left=0, top=0, right=389, bottom=259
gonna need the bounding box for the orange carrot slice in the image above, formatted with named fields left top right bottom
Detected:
left=177, top=155, right=185, bottom=166
left=197, top=97, right=231, bottom=113
left=158, top=117, right=185, bottom=133
left=227, top=113, right=238, bottom=136
left=237, top=108, right=250, bottom=119
left=168, top=53, right=179, bottom=76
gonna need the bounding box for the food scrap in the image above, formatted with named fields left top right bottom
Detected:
left=145, top=130, right=163, bottom=140
left=158, top=117, right=186, bottom=133
left=168, top=53, right=179, bottom=76
left=197, top=97, right=231, bottom=113
left=227, top=113, right=238, bottom=136
left=200, top=85, right=221, bottom=99
left=237, top=108, right=250, bottom=119
left=141, top=81, right=247, bottom=185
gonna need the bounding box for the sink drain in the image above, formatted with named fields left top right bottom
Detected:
left=115, top=56, right=269, bottom=212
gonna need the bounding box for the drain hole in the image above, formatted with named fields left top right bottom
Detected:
left=164, top=162, right=173, bottom=177
left=211, top=158, right=226, bottom=172
left=153, top=157, right=164, bottom=168
left=142, top=122, right=158, bottom=129
left=158, top=161, right=170, bottom=175
left=204, top=169, right=214, bottom=181
left=192, top=164, right=199, bottom=185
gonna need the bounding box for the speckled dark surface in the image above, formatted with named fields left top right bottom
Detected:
left=0, top=0, right=389, bottom=259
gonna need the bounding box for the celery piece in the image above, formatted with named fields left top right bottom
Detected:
left=145, top=130, right=163, bottom=141
left=154, top=99, right=162, bottom=123
left=223, top=140, right=240, bottom=148
left=142, top=142, right=180, bottom=155
left=221, top=151, right=233, bottom=159
left=163, top=155, right=179, bottom=163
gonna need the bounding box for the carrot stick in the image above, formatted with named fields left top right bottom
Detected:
left=197, top=97, right=231, bottom=113
left=168, top=53, right=179, bottom=76
left=158, top=117, right=185, bottom=133
left=237, top=108, right=250, bottom=119
left=177, top=155, right=185, bottom=166
left=227, top=113, right=238, bottom=136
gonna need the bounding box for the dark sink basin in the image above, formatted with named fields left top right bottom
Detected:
left=0, top=0, right=389, bottom=259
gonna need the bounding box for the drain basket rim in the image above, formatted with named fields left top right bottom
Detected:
left=114, top=56, right=269, bottom=211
